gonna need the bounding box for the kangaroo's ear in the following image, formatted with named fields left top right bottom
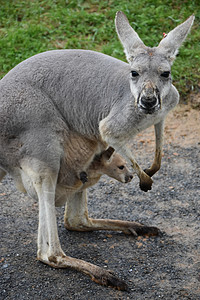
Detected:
left=158, top=15, right=195, bottom=63
left=102, top=147, right=115, bottom=161
left=115, top=11, right=145, bottom=62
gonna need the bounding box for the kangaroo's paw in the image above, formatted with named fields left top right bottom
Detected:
left=144, top=168, right=154, bottom=177
left=38, top=253, right=128, bottom=291
left=139, top=173, right=153, bottom=192
left=144, top=166, right=160, bottom=178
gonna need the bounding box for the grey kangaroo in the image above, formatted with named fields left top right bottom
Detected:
left=0, top=11, right=194, bottom=290
left=56, top=146, right=133, bottom=207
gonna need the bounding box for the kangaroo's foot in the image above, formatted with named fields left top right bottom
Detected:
left=65, top=218, right=159, bottom=237
left=38, top=253, right=128, bottom=291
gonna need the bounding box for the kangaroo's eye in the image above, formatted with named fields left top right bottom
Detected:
left=118, top=165, right=124, bottom=170
left=131, top=71, right=139, bottom=77
left=161, top=71, right=170, bottom=78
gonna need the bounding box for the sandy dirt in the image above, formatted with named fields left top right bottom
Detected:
left=0, top=103, right=199, bottom=299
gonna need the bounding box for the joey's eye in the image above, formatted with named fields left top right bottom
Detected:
left=161, top=71, right=170, bottom=78
left=131, top=71, right=139, bottom=77
left=118, top=165, right=124, bottom=170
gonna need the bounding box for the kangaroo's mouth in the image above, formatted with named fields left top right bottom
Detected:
left=137, top=94, right=161, bottom=114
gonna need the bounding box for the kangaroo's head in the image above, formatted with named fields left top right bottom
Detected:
left=115, top=12, right=194, bottom=114
left=100, top=147, right=133, bottom=183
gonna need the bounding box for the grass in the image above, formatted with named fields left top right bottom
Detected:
left=0, top=0, right=199, bottom=99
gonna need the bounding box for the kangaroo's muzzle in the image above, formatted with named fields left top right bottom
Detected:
left=125, top=174, right=133, bottom=183
left=139, top=95, right=160, bottom=113
left=137, top=82, right=161, bottom=114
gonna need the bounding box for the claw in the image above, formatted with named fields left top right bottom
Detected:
left=128, top=228, right=138, bottom=237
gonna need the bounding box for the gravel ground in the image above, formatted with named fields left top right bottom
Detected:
left=0, top=107, right=200, bottom=299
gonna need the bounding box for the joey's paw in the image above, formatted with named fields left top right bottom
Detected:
left=139, top=176, right=153, bottom=192
left=91, top=268, right=128, bottom=291
left=79, top=171, right=88, bottom=184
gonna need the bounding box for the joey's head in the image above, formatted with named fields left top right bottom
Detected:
left=115, top=11, right=194, bottom=114
left=101, top=147, right=133, bottom=183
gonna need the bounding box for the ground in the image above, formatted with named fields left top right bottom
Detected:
left=0, top=102, right=199, bottom=300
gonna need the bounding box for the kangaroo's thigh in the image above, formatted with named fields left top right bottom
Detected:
left=64, top=190, right=91, bottom=230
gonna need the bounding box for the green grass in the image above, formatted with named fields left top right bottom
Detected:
left=0, top=0, right=199, bottom=99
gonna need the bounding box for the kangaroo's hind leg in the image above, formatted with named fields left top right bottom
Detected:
left=21, top=159, right=127, bottom=290
left=64, top=189, right=159, bottom=236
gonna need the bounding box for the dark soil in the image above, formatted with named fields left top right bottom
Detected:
left=0, top=105, right=200, bottom=300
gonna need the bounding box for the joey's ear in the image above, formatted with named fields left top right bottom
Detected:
left=102, top=147, right=115, bottom=161
left=115, top=11, right=145, bottom=62
left=158, top=15, right=195, bottom=63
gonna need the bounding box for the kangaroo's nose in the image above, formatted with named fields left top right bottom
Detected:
left=138, top=81, right=160, bottom=114
left=125, top=174, right=133, bottom=183
left=140, top=96, right=158, bottom=109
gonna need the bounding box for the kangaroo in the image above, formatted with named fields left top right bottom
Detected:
left=58, top=146, right=134, bottom=232
left=55, top=146, right=133, bottom=207
left=0, top=12, right=194, bottom=290
left=78, top=146, right=133, bottom=188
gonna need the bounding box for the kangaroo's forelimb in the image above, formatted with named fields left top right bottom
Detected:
left=144, top=120, right=164, bottom=177
left=100, top=117, right=165, bottom=191
left=99, top=119, right=154, bottom=192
